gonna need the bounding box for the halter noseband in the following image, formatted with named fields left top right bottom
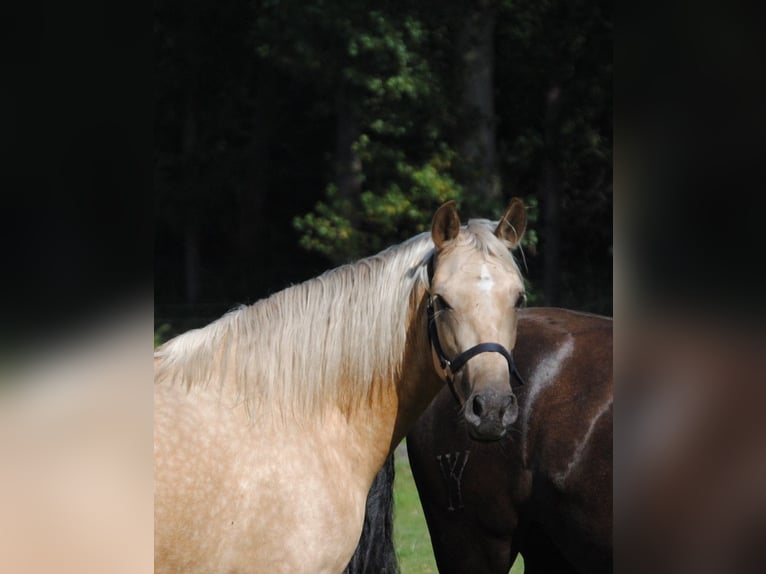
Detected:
left=425, top=252, right=525, bottom=405
left=426, top=295, right=525, bottom=407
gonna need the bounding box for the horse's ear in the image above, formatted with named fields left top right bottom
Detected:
left=431, top=201, right=461, bottom=249
left=495, top=197, right=527, bottom=248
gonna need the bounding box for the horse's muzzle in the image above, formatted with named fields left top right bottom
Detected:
left=464, top=390, right=518, bottom=441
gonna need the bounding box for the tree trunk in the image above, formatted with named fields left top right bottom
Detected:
left=326, top=83, right=363, bottom=265
left=335, top=85, right=363, bottom=203
left=184, top=220, right=201, bottom=304
left=542, top=84, right=562, bottom=306
left=237, top=64, right=274, bottom=284
left=457, top=0, right=501, bottom=212
left=182, top=93, right=202, bottom=305
left=179, top=1, right=203, bottom=306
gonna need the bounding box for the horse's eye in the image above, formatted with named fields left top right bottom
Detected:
left=434, top=295, right=452, bottom=311
left=515, top=293, right=527, bottom=309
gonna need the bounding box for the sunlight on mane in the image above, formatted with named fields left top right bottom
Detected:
left=154, top=219, right=523, bottom=418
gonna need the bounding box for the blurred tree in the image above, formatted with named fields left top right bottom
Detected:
left=155, top=0, right=334, bottom=331
left=254, top=2, right=465, bottom=263
left=154, top=0, right=612, bottom=334
left=496, top=0, right=612, bottom=313
left=286, top=0, right=614, bottom=305
left=454, top=0, right=503, bottom=213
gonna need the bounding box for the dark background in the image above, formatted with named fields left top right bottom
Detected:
left=153, top=0, right=613, bottom=339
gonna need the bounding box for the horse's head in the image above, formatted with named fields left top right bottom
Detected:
left=427, top=199, right=527, bottom=441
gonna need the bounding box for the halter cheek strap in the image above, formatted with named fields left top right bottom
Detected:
left=427, top=296, right=525, bottom=406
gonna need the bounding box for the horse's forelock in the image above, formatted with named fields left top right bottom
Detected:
left=464, top=219, right=524, bottom=273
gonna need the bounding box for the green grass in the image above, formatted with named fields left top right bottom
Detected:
left=393, top=449, right=439, bottom=573
left=393, top=445, right=524, bottom=573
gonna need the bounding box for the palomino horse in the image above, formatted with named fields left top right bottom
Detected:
left=154, top=199, right=528, bottom=573
left=407, top=307, right=612, bottom=573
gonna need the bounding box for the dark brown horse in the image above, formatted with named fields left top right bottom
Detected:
left=406, top=307, right=612, bottom=573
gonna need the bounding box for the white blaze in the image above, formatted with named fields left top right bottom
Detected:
left=478, top=264, right=494, bottom=293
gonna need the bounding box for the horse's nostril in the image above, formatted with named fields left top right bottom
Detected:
left=472, top=395, right=485, bottom=417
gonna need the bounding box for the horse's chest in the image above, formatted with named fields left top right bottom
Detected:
left=156, top=394, right=368, bottom=573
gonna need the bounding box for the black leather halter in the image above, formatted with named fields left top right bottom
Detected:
left=426, top=295, right=525, bottom=407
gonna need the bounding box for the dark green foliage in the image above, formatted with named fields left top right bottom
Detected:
left=293, top=150, right=463, bottom=262
left=154, top=0, right=612, bottom=332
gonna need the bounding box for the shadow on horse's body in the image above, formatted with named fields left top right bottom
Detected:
left=406, top=307, right=613, bottom=574
left=342, top=455, right=397, bottom=574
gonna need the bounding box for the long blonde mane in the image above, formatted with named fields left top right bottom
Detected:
left=154, top=219, right=522, bottom=417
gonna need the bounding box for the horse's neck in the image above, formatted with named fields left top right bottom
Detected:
left=345, top=292, right=443, bottom=482
left=388, top=295, right=445, bottom=452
